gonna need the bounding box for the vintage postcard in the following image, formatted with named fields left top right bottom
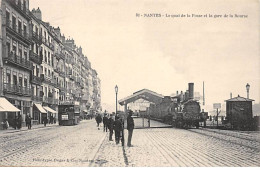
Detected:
left=0, top=0, right=259, bottom=167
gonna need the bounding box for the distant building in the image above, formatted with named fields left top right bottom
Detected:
left=225, top=95, right=254, bottom=130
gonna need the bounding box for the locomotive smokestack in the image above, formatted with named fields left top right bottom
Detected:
left=188, top=83, right=194, bottom=99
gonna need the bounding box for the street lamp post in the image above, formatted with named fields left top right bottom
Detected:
left=246, top=83, right=250, bottom=99
left=115, top=85, right=118, bottom=116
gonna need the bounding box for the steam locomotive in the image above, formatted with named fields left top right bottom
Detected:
left=149, top=83, right=202, bottom=128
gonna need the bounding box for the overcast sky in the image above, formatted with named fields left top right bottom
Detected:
left=30, top=0, right=259, bottom=112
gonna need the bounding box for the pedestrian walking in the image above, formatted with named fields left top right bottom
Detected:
left=127, top=110, right=135, bottom=147
left=113, top=116, right=122, bottom=144
left=17, top=114, right=22, bottom=130
left=13, top=116, right=18, bottom=129
left=103, top=114, right=108, bottom=132
left=43, top=116, right=48, bottom=127
left=95, top=114, right=102, bottom=130
left=108, top=115, right=114, bottom=141
left=25, top=114, right=29, bottom=127
left=27, top=115, right=32, bottom=129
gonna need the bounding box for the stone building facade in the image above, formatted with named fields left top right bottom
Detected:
left=0, top=0, right=101, bottom=127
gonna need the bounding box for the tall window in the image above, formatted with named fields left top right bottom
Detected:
left=12, top=45, right=16, bottom=54
left=48, top=52, right=50, bottom=65
left=6, top=73, right=11, bottom=84
left=19, top=48, right=22, bottom=58
left=23, top=0, right=26, bottom=10
left=23, top=25, right=27, bottom=37
left=24, top=51, right=28, bottom=61
left=13, top=75, right=17, bottom=85
left=44, top=50, right=47, bottom=62
left=12, top=16, right=16, bottom=30
left=24, top=78, right=27, bottom=87
left=6, top=42, right=10, bottom=53
left=6, top=11, right=10, bottom=25
left=18, top=20, right=22, bottom=34
left=19, top=77, right=22, bottom=87
left=36, top=67, right=39, bottom=77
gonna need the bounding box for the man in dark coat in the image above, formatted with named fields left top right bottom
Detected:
left=17, top=114, right=22, bottom=130
left=103, top=114, right=109, bottom=132
left=113, top=116, right=122, bottom=144
left=13, top=116, right=18, bottom=129
left=127, top=110, right=134, bottom=147
left=25, top=114, right=32, bottom=129
left=28, top=115, right=32, bottom=129
left=43, top=116, right=48, bottom=127
left=95, top=114, right=102, bottom=130
left=108, top=115, right=114, bottom=141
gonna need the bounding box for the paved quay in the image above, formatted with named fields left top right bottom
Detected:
left=0, top=119, right=259, bottom=167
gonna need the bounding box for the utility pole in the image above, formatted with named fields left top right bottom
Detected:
left=203, top=81, right=205, bottom=106
left=216, top=108, right=221, bottom=128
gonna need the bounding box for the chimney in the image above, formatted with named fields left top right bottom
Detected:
left=32, top=7, right=42, bottom=21
left=188, top=83, right=194, bottom=99
left=79, top=46, right=82, bottom=54
left=180, top=91, right=183, bottom=101
left=61, top=34, right=66, bottom=43
left=176, top=91, right=178, bottom=95
left=230, top=93, right=232, bottom=99
left=185, top=90, right=189, bottom=101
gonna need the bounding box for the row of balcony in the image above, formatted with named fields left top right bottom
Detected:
left=54, top=52, right=65, bottom=60
left=31, top=75, right=42, bottom=85
left=29, top=51, right=42, bottom=65
left=32, top=95, right=43, bottom=102
left=43, top=96, right=59, bottom=105
left=40, top=74, right=57, bottom=87
left=7, top=0, right=30, bottom=20
left=3, top=52, right=33, bottom=70
left=32, top=31, right=42, bottom=44
left=42, top=38, right=54, bottom=50
left=54, top=68, right=66, bottom=78
left=3, top=83, right=31, bottom=96
left=6, top=20, right=30, bottom=42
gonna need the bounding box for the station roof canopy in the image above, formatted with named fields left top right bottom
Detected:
left=119, top=89, right=164, bottom=105
left=225, top=96, right=255, bottom=102
left=0, top=97, right=20, bottom=112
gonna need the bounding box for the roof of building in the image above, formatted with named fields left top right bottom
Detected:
left=119, top=89, right=164, bottom=105
left=225, top=95, right=255, bottom=102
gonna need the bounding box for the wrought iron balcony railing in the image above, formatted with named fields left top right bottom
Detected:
left=3, top=83, right=32, bottom=96
left=3, top=51, right=33, bottom=70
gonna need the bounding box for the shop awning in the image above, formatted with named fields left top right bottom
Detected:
left=43, top=106, right=57, bottom=114
left=0, top=97, right=20, bottom=112
left=34, top=104, right=47, bottom=113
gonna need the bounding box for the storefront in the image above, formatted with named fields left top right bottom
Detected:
left=33, top=103, right=47, bottom=124
left=43, top=106, right=57, bottom=124
left=0, top=97, right=21, bottom=130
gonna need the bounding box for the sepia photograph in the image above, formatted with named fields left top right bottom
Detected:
left=0, top=0, right=259, bottom=167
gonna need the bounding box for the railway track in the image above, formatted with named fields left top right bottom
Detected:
left=188, top=128, right=260, bottom=151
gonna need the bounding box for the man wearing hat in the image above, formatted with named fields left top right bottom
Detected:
left=127, top=110, right=135, bottom=147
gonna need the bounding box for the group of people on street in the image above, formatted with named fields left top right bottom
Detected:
left=95, top=110, right=135, bottom=147
left=13, top=114, right=22, bottom=130
left=1, top=113, right=57, bottom=130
